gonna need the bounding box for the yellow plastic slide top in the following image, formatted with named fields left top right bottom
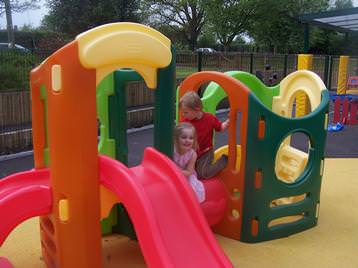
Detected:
left=76, top=22, right=172, bottom=88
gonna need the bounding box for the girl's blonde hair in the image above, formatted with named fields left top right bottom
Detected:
left=173, top=122, right=198, bottom=150
left=179, top=91, right=202, bottom=110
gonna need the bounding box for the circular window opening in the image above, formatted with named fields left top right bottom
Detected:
left=274, top=132, right=311, bottom=184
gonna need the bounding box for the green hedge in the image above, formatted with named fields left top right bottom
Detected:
left=0, top=51, right=35, bottom=91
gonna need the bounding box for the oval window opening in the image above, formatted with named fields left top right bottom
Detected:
left=275, top=132, right=310, bottom=184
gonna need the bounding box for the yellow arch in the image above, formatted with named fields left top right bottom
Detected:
left=76, top=22, right=172, bottom=88
left=272, top=70, right=326, bottom=118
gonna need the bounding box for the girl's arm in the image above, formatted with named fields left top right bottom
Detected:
left=181, top=151, right=197, bottom=177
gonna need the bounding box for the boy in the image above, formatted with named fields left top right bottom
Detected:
left=179, top=91, right=229, bottom=179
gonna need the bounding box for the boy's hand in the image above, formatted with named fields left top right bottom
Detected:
left=221, top=118, right=230, bottom=131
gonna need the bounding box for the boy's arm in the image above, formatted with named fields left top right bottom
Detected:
left=220, top=118, right=230, bottom=131
left=181, top=151, right=197, bottom=177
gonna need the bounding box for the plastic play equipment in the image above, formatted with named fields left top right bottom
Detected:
left=328, top=122, right=344, bottom=132
left=0, top=22, right=329, bottom=267
left=347, top=76, right=358, bottom=91
left=100, top=150, right=232, bottom=267
left=0, top=23, right=233, bottom=268
left=0, top=169, right=52, bottom=245
left=0, top=150, right=232, bottom=268
left=177, top=68, right=328, bottom=242
left=332, top=94, right=358, bottom=125
left=0, top=258, right=12, bottom=268
left=337, top=56, right=349, bottom=95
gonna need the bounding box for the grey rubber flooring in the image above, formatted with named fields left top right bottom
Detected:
left=1, top=111, right=357, bottom=179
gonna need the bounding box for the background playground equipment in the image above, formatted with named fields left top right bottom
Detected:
left=335, top=55, right=358, bottom=95
left=332, top=94, right=358, bottom=125
left=327, top=56, right=358, bottom=129
left=0, top=22, right=328, bottom=267
left=177, top=69, right=328, bottom=242
left=347, top=76, right=358, bottom=92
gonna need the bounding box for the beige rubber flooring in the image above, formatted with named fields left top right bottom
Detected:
left=1, top=158, right=357, bottom=268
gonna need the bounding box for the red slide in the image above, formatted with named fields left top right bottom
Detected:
left=99, top=148, right=233, bottom=268
left=0, top=169, right=52, bottom=246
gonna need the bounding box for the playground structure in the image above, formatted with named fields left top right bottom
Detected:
left=332, top=56, right=358, bottom=126
left=0, top=23, right=328, bottom=268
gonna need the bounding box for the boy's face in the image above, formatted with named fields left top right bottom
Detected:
left=181, top=105, right=200, bottom=120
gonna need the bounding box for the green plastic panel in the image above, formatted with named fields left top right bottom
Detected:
left=240, top=90, right=329, bottom=243
left=202, top=71, right=280, bottom=113
left=154, top=46, right=176, bottom=157
left=40, top=86, right=50, bottom=167
left=97, top=74, right=116, bottom=158
left=97, top=74, right=117, bottom=235
left=110, top=69, right=143, bottom=164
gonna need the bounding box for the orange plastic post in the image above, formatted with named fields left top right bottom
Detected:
left=30, top=41, right=103, bottom=268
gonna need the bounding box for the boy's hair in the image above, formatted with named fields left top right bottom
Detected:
left=179, top=91, right=202, bottom=110
left=173, top=122, right=198, bottom=150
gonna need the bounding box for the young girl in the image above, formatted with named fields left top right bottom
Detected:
left=179, top=91, right=229, bottom=179
left=173, top=122, right=205, bottom=203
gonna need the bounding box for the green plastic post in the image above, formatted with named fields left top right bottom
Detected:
left=324, top=56, right=330, bottom=87
left=110, top=69, right=143, bottom=165
left=154, top=46, right=176, bottom=158
left=283, top=55, right=288, bottom=77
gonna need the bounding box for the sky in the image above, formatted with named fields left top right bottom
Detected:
left=0, top=0, right=48, bottom=29
left=1, top=0, right=358, bottom=29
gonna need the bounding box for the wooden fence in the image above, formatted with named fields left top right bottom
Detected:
left=1, top=52, right=358, bottom=155
left=0, top=80, right=183, bottom=155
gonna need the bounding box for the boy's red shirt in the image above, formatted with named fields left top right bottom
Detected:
left=182, top=112, right=222, bottom=157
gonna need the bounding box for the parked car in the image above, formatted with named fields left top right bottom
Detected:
left=0, top=43, right=30, bottom=53
left=196, top=47, right=217, bottom=53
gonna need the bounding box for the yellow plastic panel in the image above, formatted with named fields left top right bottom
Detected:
left=214, top=145, right=241, bottom=171
left=297, top=54, right=313, bottom=70
left=59, top=199, right=69, bottom=222
left=76, top=22, right=172, bottom=88
left=275, top=144, right=308, bottom=184
left=272, top=70, right=325, bottom=118
left=296, top=54, right=313, bottom=116
left=51, top=64, right=62, bottom=92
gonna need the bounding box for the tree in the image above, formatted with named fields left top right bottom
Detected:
left=143, top=0, right=206, bottom=51
left=248, top=0, right=330, bottom=53
left=205, top=0, right=257, bottom=51
left=42, top=0, right=142, bottom=37
left=0, top=0, right=39, bottom=46
left=333, top=0, right=353, bottom=9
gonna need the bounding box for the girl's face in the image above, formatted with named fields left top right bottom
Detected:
left=178, top=128, right=195, bottom=152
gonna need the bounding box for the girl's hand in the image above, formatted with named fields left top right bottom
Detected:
left=181, top=151, right=197, bottom=177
